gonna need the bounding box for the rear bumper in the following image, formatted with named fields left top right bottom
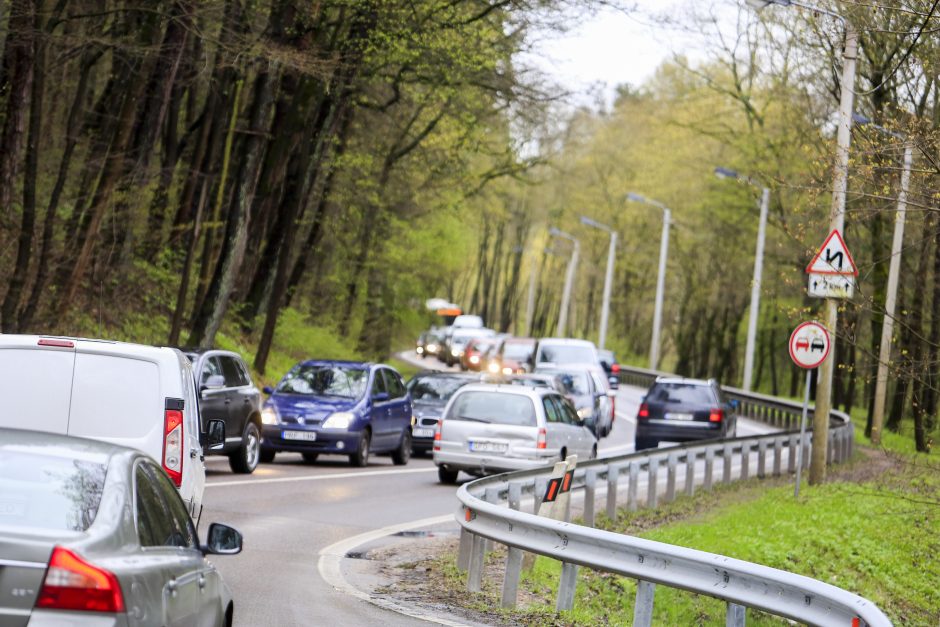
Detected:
left=636, top=420, right=725, bottom=443
left=261, top=425, right=362, bottom=454
left=433, top=449, right=556, bottom=474
left=27, top=610, right=130, bottom=626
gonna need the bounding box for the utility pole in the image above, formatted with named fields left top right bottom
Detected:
left=626, top=192, right=671, bottom=370
left=551, top=227, right=580, bottom=337
left=580, top=215, right=617, bottom=349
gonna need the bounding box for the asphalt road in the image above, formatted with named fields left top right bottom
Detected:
left=200, top=352, right=774, bottom=626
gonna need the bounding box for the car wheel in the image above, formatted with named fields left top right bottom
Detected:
left=302, top=452, right=319, bottom=464
left=259, top=447, right=276, bottom=463
left=438, top=465, right=459, bottom=484
left=391, top=431, right=411, bottom=466
left=349, top=431, right=371, bottom=467
left=634, top=437, right=658, bottom=451
left=229, top=422, right=261, bottom=474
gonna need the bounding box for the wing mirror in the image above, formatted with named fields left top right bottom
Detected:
left=729, top=398, right=740, bottom=411
left=201, top=374, right=226, bottom=394
left=608, top=375, right=620, bottom=390
left=202, top=523, right=243, bottom=556
left=203, top=419, right=225, bottom=452
left=262, top=385, right=274, bottom=395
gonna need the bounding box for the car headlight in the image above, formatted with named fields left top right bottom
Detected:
left=577, top=407, right=592, bottom=420
left=451, top=348, right=460, bottom=356
left=469, top=355, right=480, bottom=364
left=427, top=343, right=438, bottom=352
left=323, top=411, right=355, bottom=429
left=502, top=367, right=513, bottom=375
left=488, top=362, right=501, bottom=373
left=261, top=407, right=279, bottom=425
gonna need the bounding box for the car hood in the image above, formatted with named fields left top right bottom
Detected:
left=269, top=394, right=359, bottom=422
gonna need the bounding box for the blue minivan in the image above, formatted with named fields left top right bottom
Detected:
left=259, top=361, right=413, bottom=467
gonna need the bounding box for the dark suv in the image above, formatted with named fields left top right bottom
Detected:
left=634, top=377, right=737, bottom=450
left=183, top=349, right=263, bottom=473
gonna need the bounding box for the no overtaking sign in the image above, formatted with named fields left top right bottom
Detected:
left=789, top=321, right=830, bottom=370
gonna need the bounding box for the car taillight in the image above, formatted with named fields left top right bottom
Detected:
left=163, top=409, right=184, bottom=487
left=709, top=408, right=723, bottom=423
left=433, top=420, right=442, bottom=451
left=638, top=403, right=649, bottom=419
left=35, top=547, right=125, bottom=614
left=611, top=363, right=620, bottom=374
left=537, top=427, right=547, bottom=449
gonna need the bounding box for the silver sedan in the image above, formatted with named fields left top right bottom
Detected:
left=0, top=428, right=242, bottom=626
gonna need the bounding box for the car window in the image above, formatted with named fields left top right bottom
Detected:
left=537, top=369, right=590, bottom=395
left=543, top=397, right=562, bottom=423
left=201, top=356, right=223, bottom=386
left=219, top=356, right=247, bottom=387
left=503, top=342, right=534, bottom=360
left=537, top=344, right=595, bottom=364
left=276, top=364, right=368, bottom=399
left=235, top=358, right=254, bottom=386
left=557, top=396, right=580, bottom=425
left=382, top=369, right=406, bottom=399
left=371, top=370, right=387, bottom=397
left=589, top=370, right=606, bottom=391
left=648, top=383, right=717, bottom=405
left=408, top=376, right=470, bottom=401
left=447, top=391, right=536, bottom=427
left=136, top=462, right=197, bottom=549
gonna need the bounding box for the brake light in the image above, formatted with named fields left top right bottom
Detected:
left=638, top=403, right=649, bottom=419
left=709, top=408, right=723, bottom=423
left=35, top=547, right=125, bottom=613
left=434, top=420, right=442, bottom=451
left=611, top=363, right=620, bottom=374
left=38, top=338, right=74, bottom=348
left=537, top=427, right=547, bottom=449
left=163, top=409, right=184, bottom=487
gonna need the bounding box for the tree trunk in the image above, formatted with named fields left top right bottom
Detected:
left=0, top=0, right=34, bottom=216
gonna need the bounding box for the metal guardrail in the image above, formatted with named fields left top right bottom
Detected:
left=453, top=366, right=891, bottom=626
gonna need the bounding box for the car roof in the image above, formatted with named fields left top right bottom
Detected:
left=537, top=338, right=596, bottom=346
left=536, top=362, right=603, bottom=373
left=297, top=359, right=375, bottom=369
left=654, top=376, right=715, bottom=387
left=455, top=383, right=554, bottom=398
left=411, top=371, right=484, bottom=380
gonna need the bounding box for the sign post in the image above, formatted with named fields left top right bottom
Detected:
left=788, top=321, right=831, bottom=497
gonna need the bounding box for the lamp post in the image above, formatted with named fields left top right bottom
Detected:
left=626, top=192, right=671, bottom=370
left=550, top=227, right=580, bottom=337
left=747, top=0, right=857, bottom=485
left=715, top=167, right=770, bottom=392
left=580, top=215, right=617, bottom=350
left=852, top=113, right=913, bottom=445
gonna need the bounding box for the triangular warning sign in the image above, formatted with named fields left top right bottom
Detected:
left=806, top=229, right=858, bottom=276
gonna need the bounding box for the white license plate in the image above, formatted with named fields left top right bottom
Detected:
left=665, top=412, right=694, bottom=421
left=469, top=441, right=508, bottom=453
left=282, top=430, right=317, bottom=441
left=412, top=428, right=435, bottom=438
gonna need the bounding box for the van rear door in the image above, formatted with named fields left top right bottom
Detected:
left=0, top=338, right=75, bottom=434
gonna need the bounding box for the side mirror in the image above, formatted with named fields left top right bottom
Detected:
left=262, top=385, right=273, bottom=395
left=201, top=374, right=226, bottom=393
left=729, top=399, right=740, bottom=411
left=608, top=376, right=620, bottom=389
left=205, top=419, right=225, bottom=452
left=202, top=523, right=243, bottom=556
left=372, top=391, right=390, bottom=402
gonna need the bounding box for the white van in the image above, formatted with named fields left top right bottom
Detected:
left=0, top=335, right=222, bottom=521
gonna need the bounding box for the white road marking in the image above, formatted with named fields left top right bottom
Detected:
left=615, top=410, right=637, bottom=424
left=206, top=466, right=436, bottom=488
left=318, top=514, right=471, bottom=627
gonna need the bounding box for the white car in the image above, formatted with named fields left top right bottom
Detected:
left=0, top=334, right=223, bottom=522
left=433, top=384, right=597, bottom=483
left=534, top=338, right=600, bottom=368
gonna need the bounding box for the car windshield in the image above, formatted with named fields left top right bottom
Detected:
left=508, top=376, right=551, bottom=389
left=276, top=364, right=368, bottom=399
left=648, top=383, right=715, bottom=406
left=503, top=343, right=534, bottom=359
left=408, top=376, right=471, bottom=401
left=447, top=391, right=536, bottom=427
left=538, top=369, right=590, bottom=395
left=538, top=344, right=594, bottom=364
left=0, top=450, right=107, bottom=532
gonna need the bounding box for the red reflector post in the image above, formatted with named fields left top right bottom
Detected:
left=36, top=547, right=125, bottom=614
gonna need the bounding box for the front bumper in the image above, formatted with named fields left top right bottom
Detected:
left=262, top=425, right=362, bottom=454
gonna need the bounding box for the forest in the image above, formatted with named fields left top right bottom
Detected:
left=0, top=1, right=938, bottom=450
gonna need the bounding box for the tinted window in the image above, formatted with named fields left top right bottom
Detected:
left=382, top=370, right=406, bottom=398
left=648, top=383, right=717, bottom=406
left=276, top=364, right=368, bottom=399
left=201, top=356, right=223, bottom=386
left=136, top=463, right=197, bottom=549
left=371, top=371, right=387, bottom=397
left=0, top=450, right=106, bottom=532
left=408, top=376, right=469, bottom=401
left=537, top=368, right=590, bottom=395
left=219, top=356, right=247, bottom=387
left=447, top=391, right=536, bottom=427
left=543, top=397, right=562, bottom=423
left=557, top=397, right=580, bottom=425
left=538, top=344, right=595, bottom=364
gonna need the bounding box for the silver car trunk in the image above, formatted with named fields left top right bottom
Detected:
left=440, top=389, right=540, bottom=458
left=0, top=532, right=56, bottom=627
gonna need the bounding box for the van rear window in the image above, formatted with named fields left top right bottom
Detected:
left=446, top=391, right=536, bottom=427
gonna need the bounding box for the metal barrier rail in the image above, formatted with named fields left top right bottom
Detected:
left=453, top=366, right=891, bottom=626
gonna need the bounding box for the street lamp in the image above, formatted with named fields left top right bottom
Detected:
left=714, top=167, right=770, bottom=392
left=747, top=0, right=857, bottom=485
left=549, top=227, right=580, bottom=337
left=853, top=113, right=914, bottom=445
left=625, top=192, right=671, bottom=371
left=580, top=215, right=617, bottom=350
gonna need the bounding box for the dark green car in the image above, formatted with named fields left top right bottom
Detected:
left=0, top=428, right=242, bottom=626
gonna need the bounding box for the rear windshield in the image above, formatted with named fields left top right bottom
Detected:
left=648, top=383, right=716, bottom=405
left=276, top=365, right=367, bottom=399
left=537, top=369, right=589, bottom=395
left=538, top=344, right=594, bottom=364
left=408, top=376, right=471, bottom=401
left=447, top=391, right=536, bottom=427
left=0, top=450, right=107, bottom=532
left=503, top=343, right=534, bottom=359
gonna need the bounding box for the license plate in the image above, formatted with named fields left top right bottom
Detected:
left=412, top=427, right=434, bottom=438
left=282, top=430, right=317, bottom=441
left=665, top=412, right=694, bottom=421
left=469, top=441, right=508, bottom=453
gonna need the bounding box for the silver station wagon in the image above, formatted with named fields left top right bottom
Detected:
left=0, top=428, right=242, bottom=627
left=433, top=384, right=597, bottom=483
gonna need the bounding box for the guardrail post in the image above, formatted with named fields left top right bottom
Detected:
left=773, top=438, right=782, bottom=476
left=556, top=561, right=579, bottom=611
left=685, top=450, right=696, bottom=496
left=722, top=444, right=733, bottom=484
left=467, top=532, right=485, bottom=592
left=788, top=435, right=798, bottom=474
left=647, top=457, right=659, bottom=509
left=534, top=477, right=547, bottom=515
left=501, top=482, right=523, bottom=609
left=740, top=442, right=750, bottom=481
left=704, top=447, right=714, bottom=490
left=484, top=487, right=499, bottom=553
left=726, top=602, right=746, bottom=626
left=628, top=462, right=640, bottom=511
left=633, top=580, right=656, bottom=627
left=665, top=453, right=677, bottom=503
left=757, top=440, right=767, bottom=478
left=584, top=469, right=596, bottom=527
left=606, top=464, right=620, bottom=520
